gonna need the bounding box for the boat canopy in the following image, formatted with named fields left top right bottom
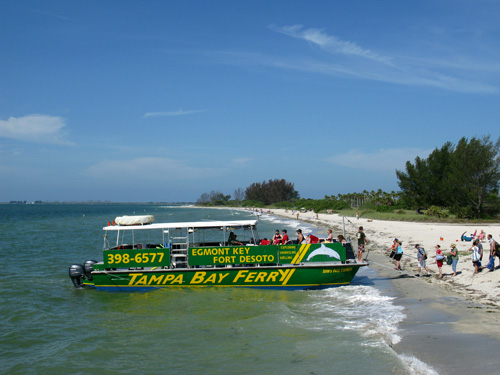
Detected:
left=103, top=219, right=259, bottom=232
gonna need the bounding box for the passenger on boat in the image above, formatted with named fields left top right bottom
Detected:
left=296, top=229, right=305, bottom=244
left=337, top=234, right=346, bottom=244
left=281, top=229, right=289, bottom=244
left=307, top=234, right=319, bottom=244
left=260, top=238, right=270, bottom=245
left=228, top=232, right=243, bottom=246
left=323, top=229, right=333, bottom=243
left=272, top=230, right=282, bottom=245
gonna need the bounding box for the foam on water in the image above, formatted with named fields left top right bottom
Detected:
left=400, top=354, right=440, bottom=375
left=304, top=285, right=406, bottom=347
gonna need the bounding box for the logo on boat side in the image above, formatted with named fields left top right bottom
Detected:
left=305, top=243, right=341, bottom=262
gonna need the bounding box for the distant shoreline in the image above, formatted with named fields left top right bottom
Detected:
left=0, top=201, right=195, bottom=205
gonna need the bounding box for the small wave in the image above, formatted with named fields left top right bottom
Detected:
left=400, top=354, right=440, bottom=375
left=305, top=285, right=406, bottom=347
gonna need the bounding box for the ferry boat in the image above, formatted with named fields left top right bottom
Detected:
left=69, top=215, right=367, bottom=291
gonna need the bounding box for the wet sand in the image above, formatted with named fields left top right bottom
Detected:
left=369, top=252, right=500, bottom=375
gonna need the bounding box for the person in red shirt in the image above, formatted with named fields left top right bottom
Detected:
left=307, top=234, right=319, bottom=244
left=260, top=238, right=270, bottom=245
left=281, top=229, right=289, bottom=244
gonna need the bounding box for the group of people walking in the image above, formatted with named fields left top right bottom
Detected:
left=385, top=233, right=499, bottom=278
left=469, top=234, right=500, bottom=274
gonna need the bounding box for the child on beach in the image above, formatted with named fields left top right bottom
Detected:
left=435, top=245, right=444, bottom=278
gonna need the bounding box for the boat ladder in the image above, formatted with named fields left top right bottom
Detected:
left=168, top=228, right=189, bottom=268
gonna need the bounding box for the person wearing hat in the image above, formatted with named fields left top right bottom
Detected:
left=449, top=243, right=459, bottom=276
left=415, top=244, right=430, bottom=277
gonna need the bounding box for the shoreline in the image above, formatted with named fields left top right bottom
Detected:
left=261, top=208, right=500, bottom=374
left=267, top=208, right=500, bottom=309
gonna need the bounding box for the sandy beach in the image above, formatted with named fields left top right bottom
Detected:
left=267, top=208, right=500, bottom=374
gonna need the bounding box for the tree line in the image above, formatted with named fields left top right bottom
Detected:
left=396, top=136, right=500, bottom=218
left=197, top=179, right=299, bottom=207
left=197, top=136, right=500, bottom=219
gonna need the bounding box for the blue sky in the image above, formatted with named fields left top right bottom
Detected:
left=1, top=1, right=500, bottom=202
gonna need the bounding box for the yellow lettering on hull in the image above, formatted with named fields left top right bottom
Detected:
left=126, top=267, right=310, bottom=287
left=191, top=272, right=206, bottom=284
left=148, top=275, right=165, bottom=284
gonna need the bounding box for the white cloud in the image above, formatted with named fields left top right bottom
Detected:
left=0, top=114, right=72, bottom=145
left=326, top=148, right=432, bottom=172
left=144, top=109, right=205, bottom=117
left=85, top=157, right=225, bottom=181
left=265, top=24, right=499, bottom=94
left=272, top=24, right=392, bottom=64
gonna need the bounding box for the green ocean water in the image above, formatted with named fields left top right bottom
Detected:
left=0, top=204, right=427, bottom=374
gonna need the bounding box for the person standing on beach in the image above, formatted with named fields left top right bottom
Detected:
left=415, top=244, right=430, bottom=277
left=388, top=238, right=398, bottom=258
left=356, top=226, right=368, bottom=262
left=484, top=234, right=496, bottom=271
left=487, top=234, right=499, bottom=266
left=435, top=245, right=444, bottom=278
left=469, top=239, right=481, bottom=275
left=477, top=239, right=484, bottom=262
left=449, top=243, right=459, bottom=277
left=392, top=240, right=403, bottom=270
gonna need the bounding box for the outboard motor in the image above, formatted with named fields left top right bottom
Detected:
left=83, top=260, right=98, bottom=281
left=69, top=264, right=85, bottom=288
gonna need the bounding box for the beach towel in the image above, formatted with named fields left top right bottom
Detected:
left=486, top=256, right=495, bottom=271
